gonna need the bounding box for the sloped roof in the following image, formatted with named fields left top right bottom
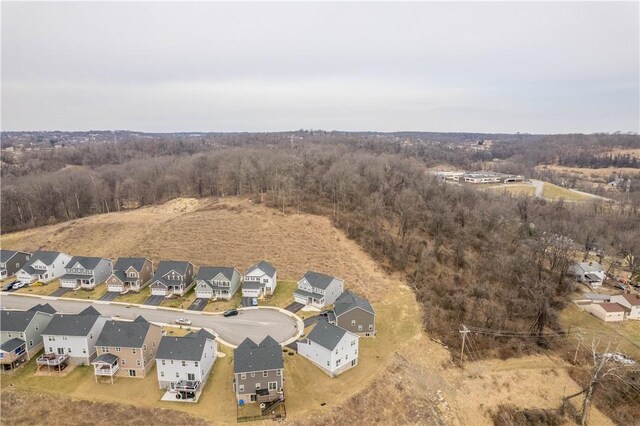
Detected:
left=93, top=353, right=118, bottom=365
left=0, top=338, right=26, bottom=353
left=28, top=303, right=57, bottom=314
left=618, top=294, right=640, bottom=306
left=334, top=290, right=374, bottom=316
left=197, top=266, right=237, bottom=282
left=154, top=261, right=191, bottom=278
left=64, top=256, right=107, bottom=270
left=246, top=261, right=276, bottom=278
left=1, top=304, right=55, bottom=332
left=95, top=316, right=153, bottom=348
left=43, top=308, right=102, bottom=337
left=0, top=250, right=28, bottom=263
left=113, top=257, right=149, bottom=273
left=156, top=329, right=216, bottom=361
left=574, top=262, right=604, bottom=273
left=79, top=306, right=101, bottom=316
left=23, top=251, right=65, bottom=268
left=598, top=302, right=629, bottom=313
left=305, top=320, right=348, bottom=350
left=302, top=271, right=339, bottom=290
left=234, top=335, right=283, bottom=374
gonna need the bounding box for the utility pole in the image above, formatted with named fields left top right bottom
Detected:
left=459, top=325, right=470, bottom=366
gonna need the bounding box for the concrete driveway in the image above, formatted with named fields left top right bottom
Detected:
left=100, top=291, right=120, bottom=301
left=0, top=293, right=300, bottom=347
left=144, top=295, right=164, bottom=306
left=187, top=298, right=207, bottom=311
left=50, top=287, right=71, bottom=297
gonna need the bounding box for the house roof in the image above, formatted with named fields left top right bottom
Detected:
left=43, top=306, right=103, bottom=337
left=196, top=266, right=237, bottom=282
left=61, top=273, right=94, bottom=280
left=28, top=303, right=57, bottom=314
left=0, top=250, right=29, bottom=263
left=93, top=353, right=119, bottom=365
left=246, top=261, right=276, bottom=278
left=64, top=256, right=107, bottom=270
left=113, top=257, right=148, bottom=273
left=334, top=290, right=374, bottom=316
left=574, top=262, right=604, bottom=273
left=598, top=302, right=629, bottom=313
left=302, top=271, right=339, bottom=290
left=154, top=261, right=191, bottom=278
left=156, top=329, right=216, bottom=361
left=243, top=282, right=263, bottom=290
left=305, top=320, right=348, bottom=350
left=23, top=251, right=65, bottom=268
left=0, top=337, right=26, bottom=353
left=617, top=294, right=640, bottom=306
left=95, top=316, right=153, bottom=348
left=585, top=293, right=611, bottom=301
left=0, top=305, right=55, bottom=332
left=234, top=335, right=283, bottom=374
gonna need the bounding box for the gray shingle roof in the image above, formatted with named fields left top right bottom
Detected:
left=113, top=257, right=148, bottom=273
left=93, top=353, right=119, bottom=365
left=573, top=262, right=604, bottom=273
left=0, top=250, right=28, bottom=263
left=156, top=329, right=216, bottom=361
left=64, top=256, right=107, bottom=270
left=154, top=261, right=191, bottom=278
left=23, top=251, right=65, bottom=268
left=246, top=261, right=276, bottom=278
left=243, top=282, right=263, bottom=290
left=334, top=290, right=375, bottom=316
left=234, top=336, right=283, bottom=374
left=95, top=316, right=152, bottom=348
left=1, top=337, right=26, bottom=353
left=197, top=266, right=236, bottom=282
left=305, top=320, right=348, bottom=350
left=1, top=305, right=55, bottom=332
left=302, top=271, right=339, bottom=290
left=43, top=306, right=102, bottom=337
left=28, top=303, right=57, bottom=314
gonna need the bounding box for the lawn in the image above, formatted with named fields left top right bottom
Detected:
left=162, top=326, right=194, bottom=337
left=15, top=279, right=60, bottom=296
left=203, top=291, right=243, bottom=313
left=487, top=184, right=536, bottom=197
left=62, top=284, right=108, bottom=300
left=261, top=279, right=297, bottom=308
left=542, top=182, right=594, bottom=201
left=160, top=288, right=197, bottom=309
left=114, top=286, right=151, bottom=304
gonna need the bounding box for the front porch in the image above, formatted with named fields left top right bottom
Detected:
left=92, top=353, right=119, bottom=384
left=293, top=289, right=325, bottom=308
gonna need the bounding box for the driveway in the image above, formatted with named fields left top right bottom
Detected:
left=187, top=298, right=207, bottom=311
left=284, top=302, right=304, bottom=313
left=100, top=291, right=120, bottom=301
left=50, top=287, right=71, bottom=297
left=303, top=315, right=320, bottom=327
left=144, top=295, right=164, bottom=306
left=0, top=293, right=299, bottom=347
left=241, top=297, right=255, bottom=307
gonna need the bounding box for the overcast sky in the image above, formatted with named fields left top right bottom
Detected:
left=2, top=2, right=639, bottom=133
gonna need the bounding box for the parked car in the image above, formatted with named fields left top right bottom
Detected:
left=175, top=318, right=192, bottom=326
left=223, top=309, right=238, bottom=317
left=2, top=283, right=14, bottom=291
left=251, top=298, right=258, bottom=306
left=12, top=282, right=27, bottom=290
left=615, top=283, right=627, bottom=291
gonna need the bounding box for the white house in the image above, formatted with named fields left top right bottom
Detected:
left=611, top=294, right=640, bottom=320
left=585, top=302, right=627, bottom=322
left=195, top=267, right=241, bottom=300
left=156, top=329, right=217, bottom=400
left=60, top=256, right=113, bottom=290
left=16, top=251, right=72, bottom=284
left=41, top=306, right=109, bottom=365
left=293, top=271, right=344, bottom=308
left=297, top=320, right=358, bottom=377
left=242, top=260, right=277, bottom=298
left=150, top=261, right=195, bottom=297
left=569, top=262, right=606, bottom=287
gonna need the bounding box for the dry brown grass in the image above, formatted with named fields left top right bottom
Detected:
left=536, top=164, right=640, bottom=179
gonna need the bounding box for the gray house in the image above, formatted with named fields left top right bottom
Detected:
left=106, top=257, right=153, bottom=293
left=294, top=271, right=344, bottom=308
left=0, top=304, right=56, bottom=370
left=60, top=256, right=113, bottom=290
left=233, top=336, right=284, bottom=404
left=195, top=267, right=241, bottom=300
left=569, top=261, right=606, bottom=287
left=150, top=261, right=195, bottom=297
left=329, top=290, right=376, bottom=337
left=0, top=250, right=31, bottom=279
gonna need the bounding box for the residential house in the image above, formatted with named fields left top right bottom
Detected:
left=41, top=306, right=109, bottom=365
left=242, top=261, right=277, bottom=298
left=93, top=316, right=162, bottom=382
left=0, top=250, right=31, bottom=279
left=60, top=256, right=113, bottom=290
left=585, top=302, right=628, bottom=322
left=233, top=336, right=284, bottom=403
left=0, top=304, right=56, bottom=369
left=156, top=329, right=217, bottom=398
left=149, top=261, right=195, bottom=297
left=16, top=251, right=72, bottom=284
left=297, top=320, right=359, bottom=377
left=611, top=294, right=640, bottom=320
left=569, top=262, right=606, bottom=287
left=106, top=257, right=153, bottom=293
left=293, top=271, right=344, bottom=308
left=195, top=267, right=241, bottom=300
left=329, top=290, right=376, bottom=337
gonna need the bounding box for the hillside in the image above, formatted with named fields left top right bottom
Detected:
left=0, top=198, right=613, bottom=425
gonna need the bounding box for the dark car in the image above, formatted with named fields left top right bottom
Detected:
left=2, top=283, right=14, bottom=291
left=223, top=309, right=239, bottom=317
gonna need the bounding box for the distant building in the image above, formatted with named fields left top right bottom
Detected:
left=297, top=320, right=359, bottom=377
left=569, top=262, right=606, bottom=287
left=585, top=302, right=627, bottom=322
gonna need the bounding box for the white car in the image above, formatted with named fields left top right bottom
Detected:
left=12, top=282, right=27, bottom=290
left=175, top=318, right=192, bottom=326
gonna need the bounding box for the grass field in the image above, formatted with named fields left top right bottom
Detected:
left=485, top=184, right=536, bottom=197
left=202, top=291, right=243, bottom=312
left=114, top=286, right=151, bottom=304
left=160, top=289, right=197, bottom=309
left=542, top=182, right=594, bottom=201
left=62, top=284, right=109, bottom=300
left=15, top=279, right=60, bottom=296
left=261, top=279, right=297, bottom=307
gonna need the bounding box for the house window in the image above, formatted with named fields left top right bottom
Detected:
left=251, top=372, right=255, bottom=378
left=351, top=340, right=356, bottom=346
left=161, top=371, right=164, bottom=377
left=240, top=373, right=246, bottom=380
left=369, top=325, right=373, bottom=331
left=268, top=382, right=277, bottom=390
left=276, top=370, right=281, bottom=376
left=153, top=341, right=156, bottom=347
left=35, top=325, right=39, bottom=331
left=170, top=360, right=174, bottom=365
left=188, top=373, right=195, bottom=381
left=122, top=359, right=126, bottom=366
left=336, top=359, right=341, bottom=367
left=255, top=383, right=261, bottom=390
left=90, top=333, right=93, bottom=339
left=351, top=320, right=356, bottom=326
left=132, top=348, right=136, bottom=354
left=358, top=325, right=363, bottom=331
left=83, top=348, right=87, bottom=354
left=7, top=333, right=12, bottom=338
left=103, top=347, right=109, bottom=352
left=137, top=360, right=141, bottom=367
left=161, top=360, right=165, bottom=365
left=144, top=344, right=147, bottom=351
left=180, top=361, right=186, bottom=367
left=176, top=372, right=179, bottom=378
left=239, top=385, right=244, bottom=392
left=326, top=361, right=330, bottom=367
left=194, top=362, right=198, bottom=367
left=29, top=340, right=33, bottom=347
left=115, top=347, right=121, bottom=352
left=263, top=371, right=268, bottom=378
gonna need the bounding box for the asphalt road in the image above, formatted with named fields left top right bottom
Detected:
left=0, top=293, right=299, bottom=347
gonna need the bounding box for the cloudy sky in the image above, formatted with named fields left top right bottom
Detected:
left=2, top=2, right=638, bottom=133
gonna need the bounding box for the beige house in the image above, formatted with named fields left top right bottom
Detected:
left=585, top=302, right=628, bottom=322
left=611, top=294, right=640, bottom=320
left=106, top=257, right=153, bottom=293
left=92, top=316, right=161, bottom=383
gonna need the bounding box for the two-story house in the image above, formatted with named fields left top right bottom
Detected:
left=242, top=261, right=277, bottom=298
left=0, top=304, right=56, bottom=370
left=569, top=261, right=606, bottom=287
left=92, top=316, right=162, bottom=383
left=297, top=320, right=359, bottom=377
left=149, top=261, right=195, bottom=297
left=40, top=306, right=109, bottom=366
left=329, top=290, right=376, bottom=337
left=60, top=256, right=113, bottom=290
left=156, top=329, right=217, bottom=400
left=16, top=251, right=72, bottom=284
left=293, top=271, right=344, bottom=308
left=106, top=257, right=153, bottom=293
left=233, top=336, right=284, bottom=404
left=195, top=266, right=241, bottom=300
left=611, top=294, right=640, bottom=320
left=0, top=250, right=31, bottom=279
